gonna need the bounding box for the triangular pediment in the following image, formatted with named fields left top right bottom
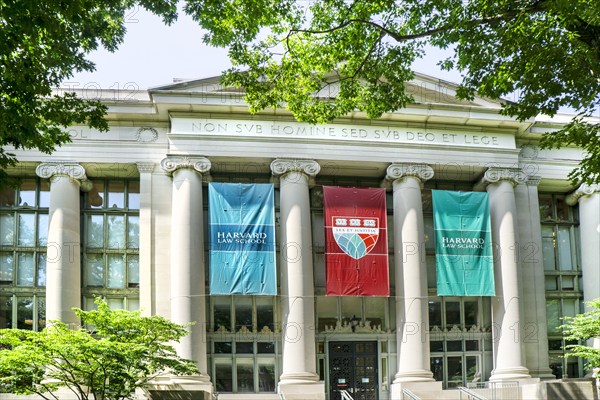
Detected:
left=149, top=71, right=504, bottom=109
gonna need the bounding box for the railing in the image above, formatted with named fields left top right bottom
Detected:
left=458, top=386, right=488, bottom=400
left=402, top=388, right=421, bottom=400
left=278, top=391, right=286, bottom=400
left=211, top=392, right=219, bottom=400
left=467, top=381, right=520, bottom=400
left=339, top=389, right=355, bottom=400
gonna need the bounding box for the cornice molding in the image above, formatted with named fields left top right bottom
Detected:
left=566, top=183, right=600, bottom=206
left=160, top=155, right=211, bottom=175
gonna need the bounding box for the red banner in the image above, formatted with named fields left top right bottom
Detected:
left=324, top=186, right=389, bottom=296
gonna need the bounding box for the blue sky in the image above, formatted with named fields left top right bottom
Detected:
left=69, top=7, right=463, bottom=90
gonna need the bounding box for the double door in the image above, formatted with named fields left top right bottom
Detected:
left=329, top=341, right=378, bottom=400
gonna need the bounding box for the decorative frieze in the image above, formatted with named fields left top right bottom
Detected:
left=136, top=127, right=159, bottom=143
left=160, top=155, right=211, bottom=175
left=323, top=320, right=388, bottom=334
left=566, top=183, right=600, bottom=205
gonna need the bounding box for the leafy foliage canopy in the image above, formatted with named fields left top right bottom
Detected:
left=0, top=298, right=198, bottom=400
left=184, top=0, right=600, bottom=183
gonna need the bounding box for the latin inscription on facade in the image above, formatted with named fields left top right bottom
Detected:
left=171, top=118, right=515, bottom=149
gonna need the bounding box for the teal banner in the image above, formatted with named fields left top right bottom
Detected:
left=432, top=190, right=495, bottom=296
left=209, top=183, right=276, bottom=295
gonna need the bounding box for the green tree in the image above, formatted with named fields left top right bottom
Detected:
left=561, top=299, right=600, bottom=377
left=0, top=0, right=178, bottom=185
left=184, top=0, right=600, bottom=183
left=0, top=298, right=198, bottom=400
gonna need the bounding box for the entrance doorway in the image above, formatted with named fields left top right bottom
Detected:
left=329, top=341, right=378, bottom=400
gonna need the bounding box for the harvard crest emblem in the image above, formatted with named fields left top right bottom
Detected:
left=332, top=216, right=380, bottom=259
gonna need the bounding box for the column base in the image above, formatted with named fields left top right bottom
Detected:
left=390, top=381, right=443, bottom=400
left=392, top=369, right=435, bottom=383
left=278, top=373, right=324, bottom=400
left=529, top=368, right=558, bottom=380
left=490, top=367, right=532, bottom=381
left=278, top=372, right=320, bottom=386
left=146, top=374, right=213, bottom=396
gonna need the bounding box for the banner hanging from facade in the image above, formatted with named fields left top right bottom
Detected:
left=209, top=183, right=276, bottom=295
left=324, top=186, right=389, bottom=296
left=432, top=190, right=495, bottom=296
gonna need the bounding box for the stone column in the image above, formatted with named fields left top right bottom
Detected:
left=567, top=184, right=600, bottom=351
left=514, top=177, right=555, bottom=379
left=160, top=156, right=212, bottom=391
left=271, top=159, right=324, bottom=400
left=385, top=164, right=435, bottom=390
left=136, top=162, right=154, bottom=316
left=479, top=168, right=531, bottom=381
left=36, top=161, right=91, bottom=326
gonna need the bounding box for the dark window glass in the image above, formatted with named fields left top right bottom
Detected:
left=215, top=361, right=233, bottom=392
left=257, top=342, right=275, bottom=354
left=429, top=301, right=442, bottom=327
left=257, top=361, right=276, bottom=392
left=236, top=342, right=254, bottom=354
left=37, top=297, right=46, bottom=330
left=214, top=342, right=232, bottom=354
left=464, top=301, right=478, bottom=327
left=548, top=339, right=563, bottom=350
left=236, top=359, right=254, bottom=392
left=446, top=356, right=463, bottom=388
left=213, top=298, right=231, bottom=332
left=235, top=298, right=252, bottom=331
left=465, top=356, right=478, bottom=382
left=16, top=297, right=33, bottom=330
left=0, top=296, right=13, bottom=328
left=430, top=341, right=443, bottom=352
left=256, top=298, right=274, bottom=332
left=447, top=340, right=463, bottom=352
left=465, top=340, right=479, bottom=351
left=445, top=301, right=461, bottom=328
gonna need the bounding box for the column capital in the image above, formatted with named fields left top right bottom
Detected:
left=136, top=161, right=155, bottom=173
left=383, top=163, right=433, bottom=189
left=270, top=159, right=320, bottom=177
left=566, top=183, right=600, bottom=206
left=36, top=161, right=92, bottom=191
left=476, top=168, right=527, bottom=190
left=160, top=155, right=211, bottom=176
left=525, top=175, right=542, bottom=187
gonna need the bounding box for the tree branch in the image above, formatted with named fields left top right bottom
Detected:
left=290, top=1, right=550, bottom=43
